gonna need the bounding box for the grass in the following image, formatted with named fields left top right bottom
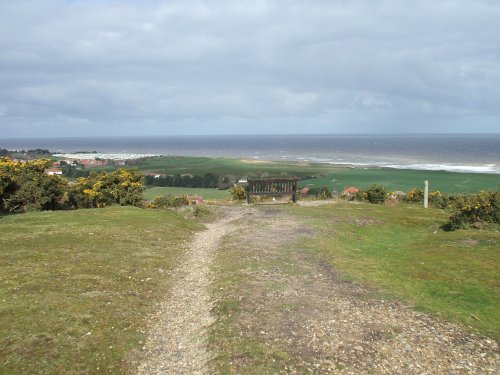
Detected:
left=288, top=202, right=500, bottom=339
left=88, top=155, right=498, bottom=194
left=209, top=229, right=298, bottom=374
left=0, top=206, right=200, bottom=374
left=132, top=156, right=499, bottom=194
left=144, top=186, right=230, bottom=201
left=299, top=168, right=500, bottom=194
left=136, top=156, right=332, bottom=178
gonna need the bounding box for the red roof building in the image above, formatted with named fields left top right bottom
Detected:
left=343, top=186, right=360, bottom=194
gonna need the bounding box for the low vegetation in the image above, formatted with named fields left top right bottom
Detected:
left=0, top=206, right=200, bottom=374
left=443, top=190, right=500, bottom=231
left=228, top=185, right=246, bottom=201
left=290, top=203, right=500, bottom=339
left=148, top=195, right=189, bottom=208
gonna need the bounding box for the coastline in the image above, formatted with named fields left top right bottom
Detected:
left=52, top=152, right=500, bottom=175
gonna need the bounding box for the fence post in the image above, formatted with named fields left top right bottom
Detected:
left=424, top=180, right=429, bottom=208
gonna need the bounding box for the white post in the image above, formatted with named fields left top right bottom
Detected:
left=424, top=180, right=429, bottom=209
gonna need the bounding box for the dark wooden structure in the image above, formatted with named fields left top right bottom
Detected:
left=246, top=178, right=298, bottom=204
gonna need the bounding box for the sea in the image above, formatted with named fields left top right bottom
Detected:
left=1, top=134, right=499, bottom=174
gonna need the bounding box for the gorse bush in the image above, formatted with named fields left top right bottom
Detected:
left=229, top=185, right=246, bottom=201
left=150, top=195, right=189, bottom=208
left=0, top=157, right=67, bottom=212
left=429, top=191, right=451, bottom=209
left=68, top=169, right=145, bottom=209
left=404, top=188, right=424, bottom=204
left=443, top=190, right=500, bottom=231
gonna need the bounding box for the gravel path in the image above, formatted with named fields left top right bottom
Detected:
left=137, top=207, right=248, bottom=375
left=212, top=206, right=499, bottom=374
left=138, top=205, right=499, bottom=374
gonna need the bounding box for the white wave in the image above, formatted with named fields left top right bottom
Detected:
left=321, top=161, right=500, bottom=174
left=383, top=163, right=499, bottom=174
left=54, top=152, right=160, bottom=160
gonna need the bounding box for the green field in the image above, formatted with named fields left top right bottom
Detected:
left=145, top=186, right=231, bottom=201
left=135, top=156, right=333, bottom=178
left=0, top=207, right=200, bottom=374
left=131, top=156, right=499, bottom=194
left=299, top=168, right=500, bottom=194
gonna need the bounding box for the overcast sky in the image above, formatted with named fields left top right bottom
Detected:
left=1, top=0, right=499, bottom=138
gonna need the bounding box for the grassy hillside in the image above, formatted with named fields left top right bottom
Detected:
left=1, top=202, right=498, bottom=373
left=0, top=207, right=200, bottom=374
left=289, top=203, right=500, bottom=339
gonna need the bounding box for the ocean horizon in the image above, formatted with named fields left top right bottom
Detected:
left=2, top=134, right=500, bottom=174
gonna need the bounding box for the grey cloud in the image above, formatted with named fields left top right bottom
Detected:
left=0, top=0, right=499, bottom=137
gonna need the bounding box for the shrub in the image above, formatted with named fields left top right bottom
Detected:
left=317, top=186, right=333, bottom=200
left=443, top=190, right=500, bottom=231
left=429, top=191, right=451, bottom=209
left=68, top=169, right=145, bottom=209
left=193, top=205, right=212, bottom=218
left=229, top=185, right=246, bottom=201
left=0, top=157, right=67, bottom=212
left=151, top=195, right=189, bottom=208
left=404, top=188, right=424, bottom=204
left=364, top=184, right=387, bottom=204
left=309, top=186, right=332, bottom=200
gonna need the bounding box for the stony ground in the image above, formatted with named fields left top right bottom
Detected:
left=138, top=205, right=499, bottom=374
left=137, top=207, right=248, bottom=374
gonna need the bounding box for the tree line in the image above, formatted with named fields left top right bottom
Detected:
left=144, top=173, right=222, bottom=189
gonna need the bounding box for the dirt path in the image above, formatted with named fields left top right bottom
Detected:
left=137, top=205, right=498, bottom=374
left=137, top=207, right=249, bottom=374
left=210, top=206, right=499, bottom=374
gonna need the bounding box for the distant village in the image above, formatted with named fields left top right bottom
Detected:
left=1, top=148, right=150, bottom=177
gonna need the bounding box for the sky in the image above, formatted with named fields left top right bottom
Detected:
left=0, top=0, right=499, bottom=138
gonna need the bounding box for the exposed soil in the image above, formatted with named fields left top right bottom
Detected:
left=138, top=205, right=499, bottom=374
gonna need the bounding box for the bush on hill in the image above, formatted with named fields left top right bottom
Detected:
left=404, top=188, right=424, bottom=204
left=148, top=195, right=189, bottom=208
left=68, top=169, right=145, bottom=209
left=309, top=186, right=332, bottom=200
left=0, top=157, right=67, bottom=212
left=443, top=190, right=500, bottom=231
left=229, top=185, right=246, bottom=201
left=364, top=184, right=388, bottom=204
